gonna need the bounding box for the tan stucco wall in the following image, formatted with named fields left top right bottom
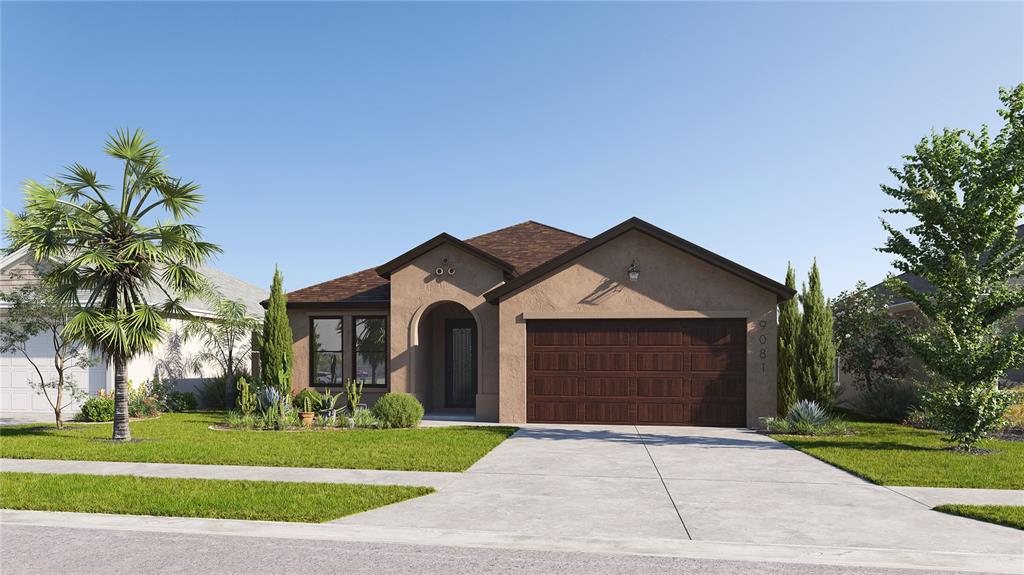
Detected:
left=388, top=243, right=504, bottom=420
left=497, top=229, right=780, bottom=427
left=287, top=307, right=390, bottom=405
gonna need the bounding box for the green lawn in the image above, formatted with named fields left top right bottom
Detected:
left=934, top=505, right=1024, bottom=531
left=0, top=472, right=432, bottom=522
left=771, top=422, right=1024, bottom=489
left=0, top=412, right=516, bottom=472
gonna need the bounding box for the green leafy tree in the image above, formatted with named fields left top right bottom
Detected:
left=796, top=260, right=836, bottom=409
left=0, top=276, right=95, bottom=428
left=5, top=129, right=219, bottom=440
left=183, top=290, right=260, bottom=406
left=260, top=266, right=293, bottom=406
left=777, top=263, right=800, bottom=415
left=832, top=281, right=911, bottom=392
left=879, top=85, right=1024, bottom=449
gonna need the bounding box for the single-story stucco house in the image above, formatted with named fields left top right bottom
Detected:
left=284, top=218, right=795, bottom=427
left=0, top=247, right=267, bottom=417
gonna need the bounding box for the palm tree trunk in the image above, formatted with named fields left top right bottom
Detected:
left=112, top=356, right=132, bottom=441
left=226, top=346, right=235, bottom=408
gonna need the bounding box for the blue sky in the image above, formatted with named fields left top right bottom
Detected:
left=2, top=2, right=1021, bottom=297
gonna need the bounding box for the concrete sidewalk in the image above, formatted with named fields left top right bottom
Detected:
left=0, top=458, right=459, bottom=489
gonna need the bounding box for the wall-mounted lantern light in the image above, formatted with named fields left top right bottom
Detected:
left=627, top=259, right=640, bottom=282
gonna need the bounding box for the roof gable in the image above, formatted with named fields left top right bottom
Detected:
left=464, top=221, right=588, bottom=274
left=375, top=233, right=517, bottom=280
left=483, top=217, right=796, bottom=303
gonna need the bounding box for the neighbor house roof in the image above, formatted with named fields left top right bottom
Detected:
left=287, top=221, right=588, bottom=307
left=872, top=223, right=1024, bottom=307
left=0, top=247, right=268, bottom=317
left=286, top=219, right=795, bottom=306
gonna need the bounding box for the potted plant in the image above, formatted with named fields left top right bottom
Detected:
left=298, top=395, right=315, bottom=428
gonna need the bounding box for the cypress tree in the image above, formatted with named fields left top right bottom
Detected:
left=260, top=266, right=294, bottom=400
left=777, top=263, right=800, bottom=415
left=796, top=259, right=836, bottom=409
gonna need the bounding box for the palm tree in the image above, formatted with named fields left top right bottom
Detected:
left=5, top=129, right=220, bottom=440
left=183, top=290, right=260, bottom=406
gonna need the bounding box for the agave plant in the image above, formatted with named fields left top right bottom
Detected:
left=786, top=400, right=829, bottom=426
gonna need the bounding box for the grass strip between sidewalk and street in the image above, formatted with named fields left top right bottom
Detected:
left=771, top=422, right=1023, bottom=489
left=0, top=472, right=434, bottom=523
left=0, top=412, right=516, bottom=472
left=934, top=505, right=1024, bottom=531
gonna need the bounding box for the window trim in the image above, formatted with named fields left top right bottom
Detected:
left=352, top=315, right=389, bottom=388
left=310, top=316, right=346, bottom=388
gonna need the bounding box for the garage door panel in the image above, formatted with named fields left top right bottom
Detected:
left=532, top=329, right=577, bottom=347
left=584, top=377, right=631, bottom=397
left=636, top=352, right=684, bottom=372
left=530, top=376, right=578, bottom=397
left=637, top=377, right=685, bottom=398
left=690, top=351, right=743, bottom=373
left=584, top=329, right=631, bottom=346
left=527, top=319, right=746, bottom=427
left=584, top=351, right=630, bottom=372
left=636, top=328, right=683, bottom=346
left=531, top=400, right=579, bottom=422
left=636, top=402, right=687, bottom=425
left=584, top=401, right=631, bottom=424
left=533, top=351, right=579, bottom=371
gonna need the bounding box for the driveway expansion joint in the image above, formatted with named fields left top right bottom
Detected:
left=635, top=425, right=693, bottom=540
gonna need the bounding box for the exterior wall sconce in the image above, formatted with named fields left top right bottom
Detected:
left=627, top=259, right=640, bottom=282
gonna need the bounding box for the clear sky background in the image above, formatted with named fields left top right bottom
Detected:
left=2, top=1, right=1022, bottom=297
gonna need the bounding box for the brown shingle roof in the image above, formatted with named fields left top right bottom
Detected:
left=465, top=221, right=589, bottom=274
left=286, top=221, right=588, bottom=305
left=286, top=268, right=390, bottom=305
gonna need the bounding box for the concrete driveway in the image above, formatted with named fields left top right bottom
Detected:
left=339, top=425, right=1024, bottom=557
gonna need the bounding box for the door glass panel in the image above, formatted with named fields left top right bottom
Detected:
left=450, top=327, right=474, bottom=406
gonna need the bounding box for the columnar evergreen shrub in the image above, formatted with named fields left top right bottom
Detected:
left=260, top=267, right=294, bottom=405
left=796, top=260, right=836, bottom=409
left=777, top=263, right=800, bottom=415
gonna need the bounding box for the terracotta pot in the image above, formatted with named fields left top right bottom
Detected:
left=299, top=412, right=315, bottom=428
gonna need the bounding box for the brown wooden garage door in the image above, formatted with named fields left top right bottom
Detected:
left=526, top=319, right=746, bottom=426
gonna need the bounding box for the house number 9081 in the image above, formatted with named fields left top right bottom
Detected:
left=758, top=320, right=768, bottom=373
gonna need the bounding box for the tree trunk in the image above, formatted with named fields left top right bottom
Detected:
left=226, top=347, right=235, bottom=408
left=112, top=357, right=132, bottom=441
left=55, top=382, right=64, bottom=430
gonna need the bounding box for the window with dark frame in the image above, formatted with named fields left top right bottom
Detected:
left=311, top=318, right=344, bottom=387
left=353, top=316, right=387, bottom=387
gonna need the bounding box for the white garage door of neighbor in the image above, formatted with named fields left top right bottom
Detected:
left=0, top=333, right=107, bottom=413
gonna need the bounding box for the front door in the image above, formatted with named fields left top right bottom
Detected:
left=445, top=319, right=477, bottom=408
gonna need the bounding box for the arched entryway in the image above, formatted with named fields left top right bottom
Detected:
left=413, top=301, right=479, bottom=415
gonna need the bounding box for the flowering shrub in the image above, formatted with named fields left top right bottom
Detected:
left=78, top=391, right=115, bottom=422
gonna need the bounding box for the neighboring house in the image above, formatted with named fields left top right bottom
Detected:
left=839, top=223, right=1024, bottom=399
left=283, top=218, right=795, bottom=427
left=0, top=247, right=267, bottom=415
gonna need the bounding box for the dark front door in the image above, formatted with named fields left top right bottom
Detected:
left=445, top=319, right=477, bottom=408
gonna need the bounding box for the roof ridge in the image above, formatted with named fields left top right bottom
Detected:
left=522, top=220, right=589, bottom=240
